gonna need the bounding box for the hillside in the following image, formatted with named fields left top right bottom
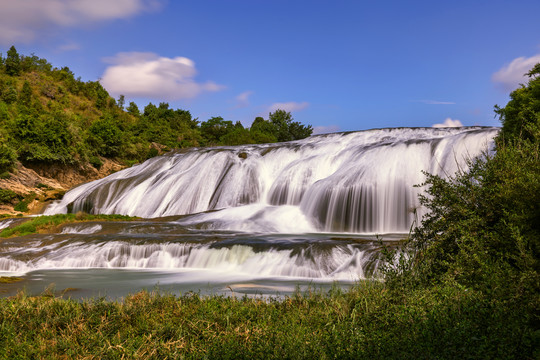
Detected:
left=0, top=46, right=313, bottom=215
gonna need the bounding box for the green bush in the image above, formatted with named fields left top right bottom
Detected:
left=88, top=117, right=124, bottom=157
left=0, top=143, right=16, bottom=173
left=0, top=188, right=20, bottom=204
left=88, top=155, right=103, bottom=169
left=13, top=192, right=36, bottom=212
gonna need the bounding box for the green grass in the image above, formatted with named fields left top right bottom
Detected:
left=0, top=282, right=535, bottom=359
left=0, top=213, right=138, bottom=238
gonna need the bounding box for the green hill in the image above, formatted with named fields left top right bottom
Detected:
left=0, top=46, right=313, bottom=177
left=0, top=46, right=313, bottom=214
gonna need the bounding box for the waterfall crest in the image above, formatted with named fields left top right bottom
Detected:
left=45, top=127, right=498, bottom=234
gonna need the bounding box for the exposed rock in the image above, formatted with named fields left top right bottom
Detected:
left=0, top=159, right=126, bottom=215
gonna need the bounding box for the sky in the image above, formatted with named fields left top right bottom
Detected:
left=1, top=0, right=540, bottom=134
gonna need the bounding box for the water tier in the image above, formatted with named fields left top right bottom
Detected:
left=45, top=127, right=498, bottom=234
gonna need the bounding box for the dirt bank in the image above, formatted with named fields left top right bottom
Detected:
left=0, top=159, right=125, bottom=216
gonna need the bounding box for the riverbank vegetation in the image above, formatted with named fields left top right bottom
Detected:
left=0, top=282, right=533, bottom=359
left=0, top=213, right=138, bottom=238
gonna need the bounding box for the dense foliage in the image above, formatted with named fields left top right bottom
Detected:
left=0, top=46, right=313, bottom=171
left=494, top=63, right=540, bottom=143
left=382, top=63, right=540, bottom=355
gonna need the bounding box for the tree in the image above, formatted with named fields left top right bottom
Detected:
left=117, top=95, right=125, bottom=110
left=494, top=62, right=540, bottom=143
left=88, top=116, right=124, bottom=157
left=5, top=46, right=21, bottom=76
left=126, top=102, right=140, bottom=117
left=0, top=143, right=17, bottom=174
left=268, top=109, right=313, bottom=142
left=200, top=116, right=234, bottom=145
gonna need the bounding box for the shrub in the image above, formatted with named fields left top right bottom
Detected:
left=0, top=143, right=16, bottom=173
left=0, top=188, right=20, bottom=204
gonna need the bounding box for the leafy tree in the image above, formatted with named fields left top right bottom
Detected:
left=126, top=101, right=140, bottom=117
left=268, top=109, right=313, bottom=142
left=200, top=116, right=234, bottom=145
left=495, top=63, right=540, bottom=143
left=5, top=46, right=20, bottom=76
left=117, top=95, right=125, bottom=110
left=250, top=116, right=276, bottom=135
left=0, top=143, right=17, bottom=174
left=220, top=128, right=255, bottom=146
left=88, top=116, right=124, bottom=157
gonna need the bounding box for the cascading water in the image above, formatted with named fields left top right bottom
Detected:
left=45, top=127, right=498, bottom=234
left=1, top=127, right=498, bottom=298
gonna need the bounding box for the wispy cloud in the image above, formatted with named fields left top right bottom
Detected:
left=432, top=118, right=463, bottom=128
left=313, top=125, right=340, bottom=135
left=0, top=0, right=165, bottom=45
left=235, top=91, right=253, bottom=108
left=267, top=101, right=309, bottom=113
left=492, top=54, right=540, bottom=91
left=100, top=52, right=225, bottom=100
left=416, top=100, right=456, bottom=105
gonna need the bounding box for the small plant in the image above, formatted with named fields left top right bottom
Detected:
left=88, top=155, right=103, bottom=169
left=36, top=183, right=52, bottom=190
left=13, top=192, right=36, bottom=212
left=0, top=188, right=21, bottom=204
left=0, top=213, right=138, bottom=238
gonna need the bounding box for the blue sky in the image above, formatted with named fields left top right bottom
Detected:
left=1, top=0, right=540, bottom=133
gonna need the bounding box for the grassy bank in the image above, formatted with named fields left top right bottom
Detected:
left=0, top=213, right=138, bottom=238
left=0, top=282, right=535, bottom=359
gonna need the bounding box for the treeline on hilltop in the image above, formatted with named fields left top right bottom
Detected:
left=0, top=46, right=313, bottom=176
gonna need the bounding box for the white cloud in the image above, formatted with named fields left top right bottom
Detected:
left=313, top=125, right=340, bottom=135
left=235, top=91, right=253, bottom=108
left=100, top=52, right=224, bottom=100
left=0, top=0, right=165, bottom=45
left=267, top=101, right=309, bottom=113
left=492, top=54, right=540, bottom=91
left=432, top=118, right=463, bottom=128
left=418, top=100, right=456, bottom=105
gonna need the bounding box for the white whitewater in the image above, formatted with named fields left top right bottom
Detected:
left=45, top=127, right=498, bottom=234
left=0, top=236, right=376, bottom=280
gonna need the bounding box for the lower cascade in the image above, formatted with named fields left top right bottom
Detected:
left=46, top=127, right=498, bottom=234
left=1, top=127, right=498, bottom=297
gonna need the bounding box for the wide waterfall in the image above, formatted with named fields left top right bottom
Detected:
left=46, top=127, right=498, bottom=234
left=1, top=127, right=498, bottom=298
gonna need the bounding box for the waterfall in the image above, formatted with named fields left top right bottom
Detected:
left=45, top=127, right=498, bottom=234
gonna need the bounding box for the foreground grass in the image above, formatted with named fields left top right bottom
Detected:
left=0, top=282, right=536, bottom=359
left=0, top=213, right=138, bottom=238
